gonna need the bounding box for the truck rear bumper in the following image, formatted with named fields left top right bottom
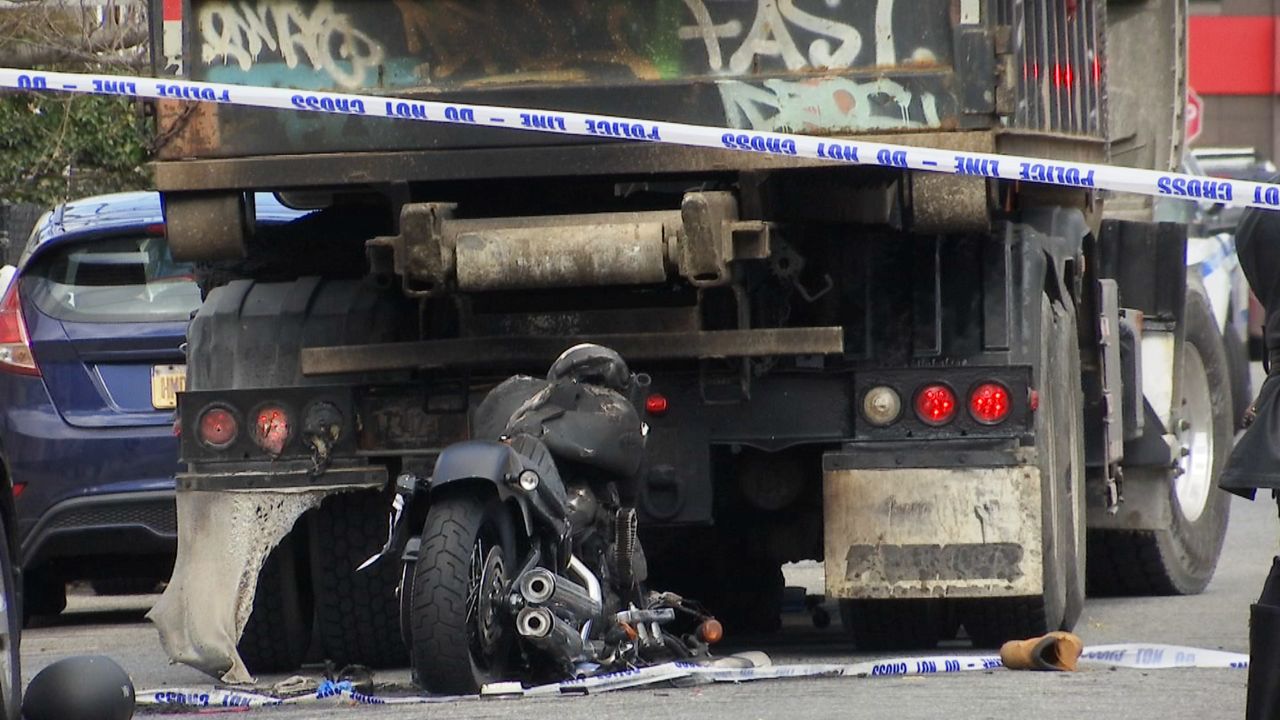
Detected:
left=823, top=466, right=1044, bottom=600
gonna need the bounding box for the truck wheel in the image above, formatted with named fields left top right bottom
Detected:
left=1087, top=289, right=1231, bottom=596
left=310, top=490, right=407, bottom=669
left=839, top=599, right=947, bottom=651
left=960, top=294, right=1085, bottom=646
left=238, top=532, right=311, bottom=674
left=410, top=492, right=517, bottom=694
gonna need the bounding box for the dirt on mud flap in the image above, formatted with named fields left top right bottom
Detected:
left=148, top=487, right=361, bottom=684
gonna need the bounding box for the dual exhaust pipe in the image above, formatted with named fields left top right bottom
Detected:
left=514, top=559, right=602, bottom=665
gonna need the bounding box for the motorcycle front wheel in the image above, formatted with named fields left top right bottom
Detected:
left=409, top=491, right=518, bottom=694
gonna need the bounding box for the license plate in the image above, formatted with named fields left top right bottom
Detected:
left=151, top=365, right=186, bottom=410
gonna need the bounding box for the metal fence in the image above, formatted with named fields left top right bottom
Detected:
left=0, top=202, right=44, bottom=266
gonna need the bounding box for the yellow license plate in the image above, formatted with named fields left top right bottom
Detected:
left=151, top=365, right=186, bottom=410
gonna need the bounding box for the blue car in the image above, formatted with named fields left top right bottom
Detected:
left=0, top=191, right=304, bottom=620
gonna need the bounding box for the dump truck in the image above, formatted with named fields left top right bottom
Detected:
left=141, top=0, right=1231, bottom=682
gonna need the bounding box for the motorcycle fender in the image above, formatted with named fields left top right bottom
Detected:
left=430, top=440, right=534, bottom=535
left=823, top=466, right=1044, bottom=600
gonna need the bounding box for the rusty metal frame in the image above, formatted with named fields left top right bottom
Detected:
left=300, top=327, right=844, bottom=376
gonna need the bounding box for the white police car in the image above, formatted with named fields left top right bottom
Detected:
left=1156, top=153, right=1253, bottom=428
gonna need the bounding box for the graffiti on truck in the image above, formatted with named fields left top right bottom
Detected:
left=198, top=0, right=386, bottom=89
left=678, top=0, right=934, bottom=75
left=191, top=0, right=951, bottom=131
left=717, top=76, right=941, bottom=133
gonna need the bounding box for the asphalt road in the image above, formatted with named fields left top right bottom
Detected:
left=18, top=491, right=1272, bottom=719
left=20, top=362, right=1279, bottom=719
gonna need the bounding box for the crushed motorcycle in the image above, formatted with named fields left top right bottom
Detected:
left=364, top=345, right=721, bottom=694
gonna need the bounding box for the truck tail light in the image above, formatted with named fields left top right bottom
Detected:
left=644, top=393, right=669, bottom=416
left=914, top=384, right=957, bottom=426
left=198, top=406, right=238, bottom=449
left=862, top=385, right=902, bottom=427
left=0, top=284, right=38, bottom=377
left=252, top=405, right=291, bottom=456
left=969, top=382, right=1012, bottom=425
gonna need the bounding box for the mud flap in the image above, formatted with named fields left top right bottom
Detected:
left=824, top=467, right=1044, bottom=599
left=147, top=487, right=345, bottom=684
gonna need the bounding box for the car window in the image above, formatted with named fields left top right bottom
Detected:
left=21, top=234, right=200, bottom=323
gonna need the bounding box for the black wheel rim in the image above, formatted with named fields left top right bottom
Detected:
left=466, top=536, right=508, bottom=669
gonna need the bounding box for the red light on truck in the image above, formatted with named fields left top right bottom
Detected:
left=914, top=384, right=957, bottom=426
left=645, top=394, right=669, bottom=416
left=252, top=405, right=291, bottom=455
left=969, top=382, right=1012, bottom=425
left=198, top=407, right=238, bottom=449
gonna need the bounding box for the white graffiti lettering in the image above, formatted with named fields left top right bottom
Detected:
left=717, top=76, right=940, bottom=133
left=199, top=1, right=385, bottom=89
left=681, top=0, right=897, bottom=74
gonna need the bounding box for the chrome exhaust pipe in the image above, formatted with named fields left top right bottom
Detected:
left=567, top=555, right=603, bottom=640
left=516, top=606, right=584, bottom=662
left=517, top=566, right=602, bottom=625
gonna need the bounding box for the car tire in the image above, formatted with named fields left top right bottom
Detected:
left=1087, top=288, right=1232, bottom=596
left=0, top=513, right=20, bottom=720
left=20, top=570, right=65, bottom=626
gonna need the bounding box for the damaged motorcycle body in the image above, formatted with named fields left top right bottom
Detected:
left=388, top=357, right=713, bottom=693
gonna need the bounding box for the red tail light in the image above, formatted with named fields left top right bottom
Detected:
left=969, top=382, right=1012, bottom=425
left=12, top=482, right=25, bottom=499
left=644, top=394, right=669, bottom=416
left=914, top=384, right=957, bottom=426
left=0, top=283, right=38, bottom=376
left=252, top=405, right=291, bottom=456
left=198, top=407, right=238, bottom=449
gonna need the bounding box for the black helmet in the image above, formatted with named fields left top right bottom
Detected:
left=547, top=344, right=631, bottom=392
left=23, top=655, right=136, bottom=720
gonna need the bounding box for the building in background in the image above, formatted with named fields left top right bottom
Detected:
left=1189, top=0, right=1280, bottom=160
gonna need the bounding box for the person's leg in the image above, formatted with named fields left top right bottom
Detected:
left=1248, top=496, right=1280, bottom=718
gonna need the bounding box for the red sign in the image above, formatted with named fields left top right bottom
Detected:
left=1186, top=88, right=1203, bottom=145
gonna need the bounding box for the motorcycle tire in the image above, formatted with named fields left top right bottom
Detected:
left=410, top=491, right=518, bottom=694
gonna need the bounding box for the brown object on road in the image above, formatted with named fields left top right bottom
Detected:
left=999, top=632, right=1084, bottom=672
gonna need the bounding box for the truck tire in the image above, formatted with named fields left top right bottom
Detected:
left=960, top=294, right=1086, bottom=646
left=188, top=277, right=406, bottom=390
left=187, top=278, right=410, bottom=668
left=1087, top=289, right=1231, bottom=596
left=310, top=490, right=407, bottom=668
left=839, top=599, right=948, bottom=651
left=238, top=532, right=311, bottom=674
left=410, top=491, right=517, bottom=694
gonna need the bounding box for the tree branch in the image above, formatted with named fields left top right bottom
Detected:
left=0, top=25, right=147, bottom=67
